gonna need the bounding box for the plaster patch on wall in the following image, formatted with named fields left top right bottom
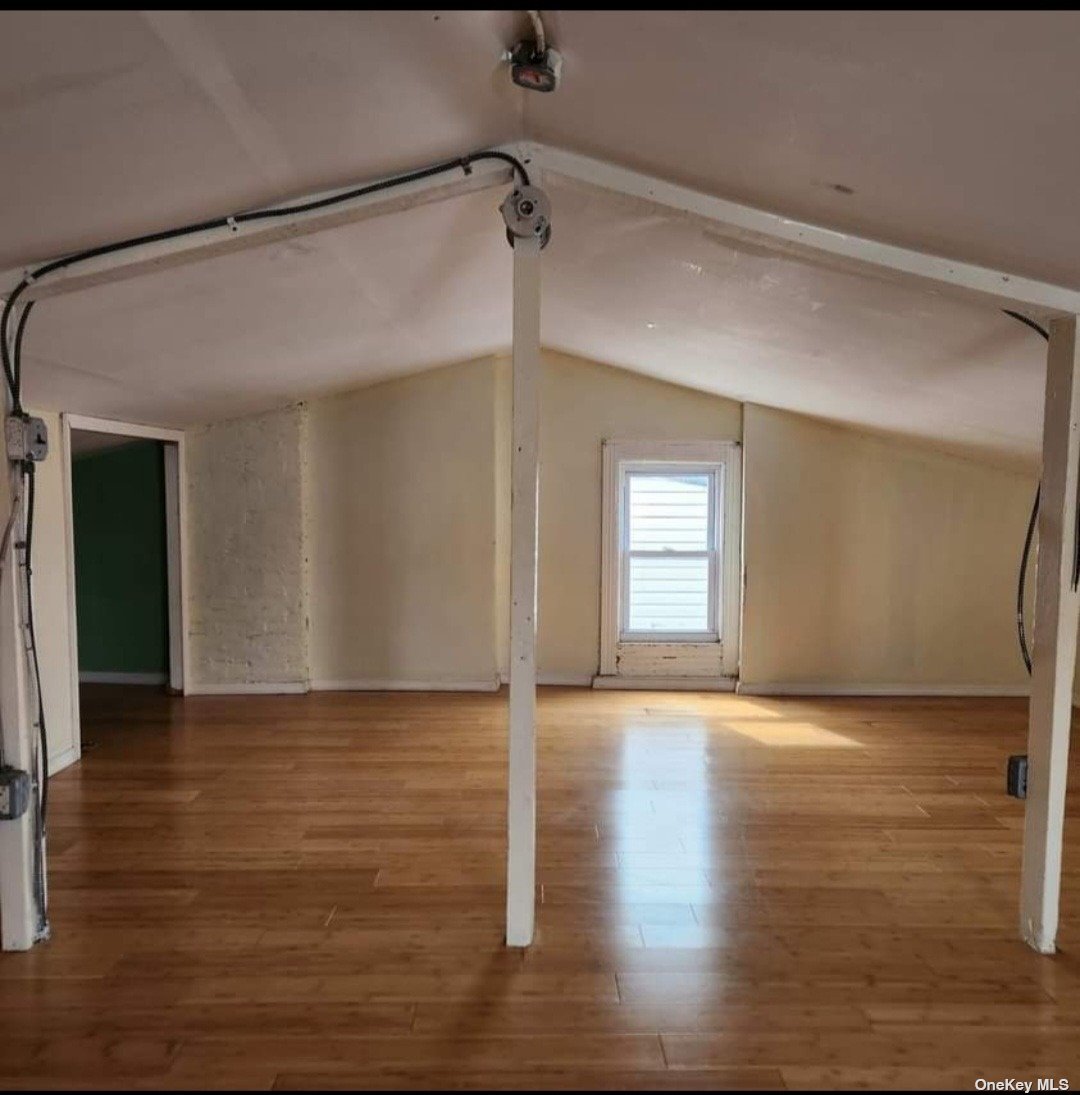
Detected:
left=187, top=403, right=308, bottom=687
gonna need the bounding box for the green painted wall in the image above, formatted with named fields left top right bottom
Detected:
left=72, top=441, right=169, bottom=675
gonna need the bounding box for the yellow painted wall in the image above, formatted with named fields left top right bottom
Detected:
left=531, top=350, right=743, bottom=680
left=32, top=356, right=1043, bottom=714
left=305, top=353, right=1030, bottom=690
left=306, top=358, right=501, bottom=687
left=741, top=403, right=1035, bottom=689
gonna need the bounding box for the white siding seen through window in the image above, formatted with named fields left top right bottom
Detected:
left=622, top=471, right=717, bottom=636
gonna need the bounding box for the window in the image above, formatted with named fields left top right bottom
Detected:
left=622, top=469, right=718, bottom=639
left=599, top=440, right=742, bottom=682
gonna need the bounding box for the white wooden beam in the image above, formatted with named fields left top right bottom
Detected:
left=532, top=143, right=1080, bottom=318
left=0, top=470, right=43, bottom=950
left=7, top=136, right=1075, bottom=319
left=1, top=156, right=518, bottom=303
left=506, top=231, right=542, bottom=948
left=62, top=413, right=185, bottom=443
left=1020, top=314, right=1080, bottom=954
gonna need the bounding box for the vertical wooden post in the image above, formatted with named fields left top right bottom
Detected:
left=0, top=471, right=41, bottom=950
left=1021, top=314, right=1080, bottom=954
left=506, top=231, right=541, bottom=948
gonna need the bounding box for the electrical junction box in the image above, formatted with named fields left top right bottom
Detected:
left=508, top=40, right=562, bottom=93
left=1007, top=754, right=1028, bottom=799
left=0, top=766, right=31, bottom=820
left=5, top=415, right=48, bottom=463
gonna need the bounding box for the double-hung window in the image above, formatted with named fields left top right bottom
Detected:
left=621, top=467, right=718, bottom=640
left=599, top=440, right=741, bottom=682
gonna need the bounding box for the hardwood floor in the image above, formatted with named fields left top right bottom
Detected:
left=1, top=684, right=1078, bottom=1090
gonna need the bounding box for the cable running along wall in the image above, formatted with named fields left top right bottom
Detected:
left=0, top=147, right=531, bottom=942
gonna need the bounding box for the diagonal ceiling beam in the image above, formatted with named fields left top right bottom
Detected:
left=0, top=150, right=523, bottom=302
left=4, top=137, right=1076, bottom=320
left=532, top=142, right=1080, bottom=320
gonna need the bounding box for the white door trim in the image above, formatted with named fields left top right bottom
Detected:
left=61, top=413, right=190, bottom=762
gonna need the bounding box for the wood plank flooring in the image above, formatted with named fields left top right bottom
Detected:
left=1, top=685, right=1078, bottom=1089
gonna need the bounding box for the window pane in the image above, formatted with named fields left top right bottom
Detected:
left=627, top=555, right=710, bottom=633
left=627, top=473, right=710, bottom=552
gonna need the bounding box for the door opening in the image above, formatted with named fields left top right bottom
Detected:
left=61, top=415, right=187, bottom=758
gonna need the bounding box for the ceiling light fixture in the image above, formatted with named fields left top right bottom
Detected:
left=507, top=10, right=562, bottom=93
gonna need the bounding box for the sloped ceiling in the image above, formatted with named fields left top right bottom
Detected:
left=1, top=9, right=1072, bottom=463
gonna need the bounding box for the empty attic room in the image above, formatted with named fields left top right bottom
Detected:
left=3, top=7, right=1080, bottom=1092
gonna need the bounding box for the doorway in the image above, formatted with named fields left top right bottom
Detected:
left=60, top=415, right=188, bottom=755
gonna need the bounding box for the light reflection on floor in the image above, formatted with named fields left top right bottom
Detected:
left=610, top=698, right=863, bottom=949
left=613, top=717, right=713, bottom=939
left=719, top=718, right=859, bottom=748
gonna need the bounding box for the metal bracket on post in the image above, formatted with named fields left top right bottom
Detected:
left=500, top=186, right=552, bottom=250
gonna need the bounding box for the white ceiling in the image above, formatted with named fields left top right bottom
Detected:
left=544, top=180, right=1043, bottom=465
left=531, top=10, right=1080, bottom=288
left=2, top=9, right=1071, bottom=463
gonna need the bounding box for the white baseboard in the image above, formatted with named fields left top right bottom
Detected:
left=79, top=671, right=166, bottom=685
left=592, top=675, right=737, bottom=692
left=310, top=679, right=500, bottom=693
left=186, top=681, right=309, bottom=696
left=48, top=745, right=80, bottom=775
left=736, top=682, right=1030, bottom=698
left=185, top=679, right=505, bottom=696
left=538, top=673, right=593, bottom=687
left=495, top=673, right=602, bottom=687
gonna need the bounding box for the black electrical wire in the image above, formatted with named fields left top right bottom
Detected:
left=0, top=148, right=529, bottom=412
left=1003, top=309, right=1050, bottom=344
left=12, top=301, right=35, bottom=406
left=23, top=461, right=47, bottom=822
left=230, top=151, right=530, bottom=223
left=1004, top=309, right=1050, bottom=676
left=1017, top=483, right=1040, bottom=676
left=6, top=311, right=48, bottom=935
left=6, top=302, right=47, bottom=824
left=2, top=322, right=18, bottom=415
left=0, top=146, right=531, bottom=849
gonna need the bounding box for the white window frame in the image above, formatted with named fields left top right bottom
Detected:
left=619, top=464, right=720, bottom=642
left=599, top=439, right=742, bottom=681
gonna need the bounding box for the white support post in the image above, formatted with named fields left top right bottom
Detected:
left=1021, top=315, right=1080, bottom=954
left=0, top=471, right=41, bottom=950
left=506, top=232, right=542, bottom=948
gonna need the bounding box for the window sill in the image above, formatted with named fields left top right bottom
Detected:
left=591, top=675, right=737, bottom=692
